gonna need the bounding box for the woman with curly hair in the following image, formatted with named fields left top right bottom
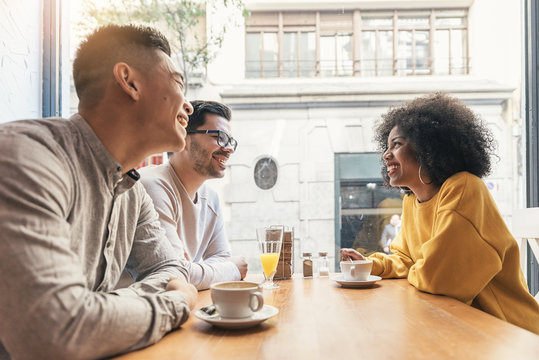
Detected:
left=341, top=92, right=539, bottom=334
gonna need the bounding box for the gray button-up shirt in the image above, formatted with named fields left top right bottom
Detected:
left=0, top=114, right=191, bottom=360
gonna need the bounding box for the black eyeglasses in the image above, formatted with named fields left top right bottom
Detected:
left=186, top=130, right=238, bottom=151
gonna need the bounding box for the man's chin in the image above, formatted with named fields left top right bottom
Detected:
left=209, top=168, right=226, bottom=179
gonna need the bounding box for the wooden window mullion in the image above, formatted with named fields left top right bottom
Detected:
left=261, top=31, right=265, bottom=78
left=316, top=11, right=320, bottom=76
left=278, top=12, right=283, bottom=77
left=412, top=29, right=416, bottom=75
left=297, top=31, right=301, bottom=77
left=448, top=28, right=452, bottom=75
left=429, top=9, right=435, bottom=75
left=393, top=10, right=398, bottom=75
left=353, top=9, right=361, bottom=76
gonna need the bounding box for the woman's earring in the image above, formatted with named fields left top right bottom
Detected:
left=418, top=165, right=432, bottom=185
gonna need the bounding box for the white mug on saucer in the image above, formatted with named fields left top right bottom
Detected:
left=340, top=260, right=373, bottom=281
left=210, top=281, right=264, bottom=318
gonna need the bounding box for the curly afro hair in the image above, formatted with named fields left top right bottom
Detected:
left=374, top=92, right=497, bottom=193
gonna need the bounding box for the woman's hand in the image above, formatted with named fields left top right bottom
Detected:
left=340, top=248, right=365, bottom=261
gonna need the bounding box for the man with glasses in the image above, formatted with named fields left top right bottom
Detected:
left=140, top=100, right=248, bottom=290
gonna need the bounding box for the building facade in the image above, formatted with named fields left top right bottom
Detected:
left=191, top=0, right=524, bottom=272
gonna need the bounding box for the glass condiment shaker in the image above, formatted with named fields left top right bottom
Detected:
left=302, top=252, right=313, bottom=278
left=318, top=251, right=329, bottom=277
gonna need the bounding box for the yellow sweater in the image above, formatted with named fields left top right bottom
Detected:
left=369, top=172, right=539, bottom=334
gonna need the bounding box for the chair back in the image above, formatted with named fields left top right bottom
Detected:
left=512, top=207, right=539, bottom=301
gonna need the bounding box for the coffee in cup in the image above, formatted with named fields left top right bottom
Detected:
left=340, top=260, right=373, bottom=281
left=210, top=281, right=264, bottom=318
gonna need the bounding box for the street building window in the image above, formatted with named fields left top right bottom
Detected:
left=245, top=9, right=468, bottom=78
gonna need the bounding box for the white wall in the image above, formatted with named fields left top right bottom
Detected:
left=0, top=0, right=42, bottom=123
left=469, top=0, right=522, bottom=89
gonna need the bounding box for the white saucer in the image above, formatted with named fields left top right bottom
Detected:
left=195, top=304, right=279, bottom=329
left=332, top=275, right=382, bottom=288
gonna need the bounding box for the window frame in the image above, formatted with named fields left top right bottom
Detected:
left=245, top=8, right=469, bottom=78
left=42, top=0, right=63, bottom=118
left=524, top=0, right=539, bottom=294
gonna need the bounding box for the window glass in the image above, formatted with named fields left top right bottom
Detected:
left=300, top=32, right=316, bottom=77
left=245, top=9, right=468, bottom=78
left=283, top=32, right=298, bottom=77
left=378, top=31, right=393, bottom=76
left=434, top=30, right=450, bottom=74
left=397, top=31, right=412, bottom=75
left=360, top=31, right=376, bottom=76
left=397, top=16, right=429, bottom=27
left=246, top=33, right=262, bottom=78
left=336, top=34, right=353, bottom=76
left=362, top=17, right=392, bottom=28
left=435, top=17, right=464, bottom=26
left=339, top=180, right=403, bottom=254
left=415, top=31, right=430, bottom=74
left=320, top=35, right=336, bottom=76
left=451, top=29, right=466, bottom=74
left=263, top=32, right=278, bottom=77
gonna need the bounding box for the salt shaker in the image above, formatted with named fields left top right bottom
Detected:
left=318, top=251, right=329, bottom=277
left=302, top=252, right=313, bottom=278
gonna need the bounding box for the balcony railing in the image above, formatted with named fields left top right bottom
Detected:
left=246, top=57, right=470, bottom=78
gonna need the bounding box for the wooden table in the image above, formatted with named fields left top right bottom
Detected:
left=114, top=275, right=539, bottom=360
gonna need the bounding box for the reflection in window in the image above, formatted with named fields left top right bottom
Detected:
left=340, top=182, right=402, bottom=254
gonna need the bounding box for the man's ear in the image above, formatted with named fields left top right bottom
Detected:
left=113, top=62, right=140, bottom=101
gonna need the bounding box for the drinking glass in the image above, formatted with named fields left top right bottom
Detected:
left=257, top=226, right=283, bottom=289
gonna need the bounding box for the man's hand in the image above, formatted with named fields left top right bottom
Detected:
left=166, top=277, right=197, bottom=310
left=229, top=256, right=248, bottom=279
left=339, top=248, right=366, bottom=261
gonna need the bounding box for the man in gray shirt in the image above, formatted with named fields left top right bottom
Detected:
left=0, top=25, right=197, bottom=359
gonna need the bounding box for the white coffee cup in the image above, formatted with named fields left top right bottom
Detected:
left=210, top=281, right=264, bottom=318
left=340, top=260, right=373, bottom=281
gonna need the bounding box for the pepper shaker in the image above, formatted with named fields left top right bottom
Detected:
left=302, top=252, right=313, bottom=278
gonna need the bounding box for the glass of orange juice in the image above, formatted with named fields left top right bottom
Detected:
left=257, top=226, right=283, bottom=289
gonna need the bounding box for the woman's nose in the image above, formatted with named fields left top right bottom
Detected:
left=382, top=149, right=391, bottom=160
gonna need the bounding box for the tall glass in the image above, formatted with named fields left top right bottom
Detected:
left=257, top=226, right=283, bottom=289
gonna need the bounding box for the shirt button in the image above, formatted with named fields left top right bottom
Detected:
left=106, top=242, right=112, bottom=248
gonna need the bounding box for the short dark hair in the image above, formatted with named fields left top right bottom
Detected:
left=73, top=24, right=171, bottom=108
left=374, top=92, right=496, bottom=193
left=186, top=100, right=232, bottom=131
